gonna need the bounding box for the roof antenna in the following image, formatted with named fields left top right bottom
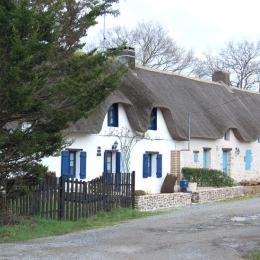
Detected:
left=102, top=13, right=106, bottom=52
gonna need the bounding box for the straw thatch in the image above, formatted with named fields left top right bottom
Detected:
left=68, top=65, right=260, bottom=142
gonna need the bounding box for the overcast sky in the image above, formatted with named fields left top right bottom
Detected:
left=86, top=0, right=260, bottom=55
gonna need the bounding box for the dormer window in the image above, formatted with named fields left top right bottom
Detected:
left=148, top=108, right=157, bottom=130
left=107, top=103, right=118, bottom=127
left=258, top=137, right=260, bottom=143
left=224, top=130, right=230, bottom=141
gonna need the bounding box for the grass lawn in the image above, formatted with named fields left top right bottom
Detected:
left=0, top=208, right=163, bottom=243
left=245, top=250, right=260, bottom=260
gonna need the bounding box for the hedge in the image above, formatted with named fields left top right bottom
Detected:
left=182, top=167, right=236, bottom=187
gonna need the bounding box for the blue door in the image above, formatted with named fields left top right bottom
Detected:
left=223, top=150, right=228, bottom=175
left=203, top=150, right=207, bottom=168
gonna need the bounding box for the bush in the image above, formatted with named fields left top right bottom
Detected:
left=182, top=167, right=236, bottom=187
left=239, top=179, right=260, bottom=186
left=135, top=190, right=146, bottom=196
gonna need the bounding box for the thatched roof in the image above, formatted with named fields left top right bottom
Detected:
left=68, top=65, right=260, bottom=142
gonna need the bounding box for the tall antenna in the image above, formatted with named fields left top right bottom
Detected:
left=102, top=13, right=106, bottom=51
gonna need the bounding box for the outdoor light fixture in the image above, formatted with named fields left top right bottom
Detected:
left=235, top=147, right=240, bottom=155
left=112, top=141, right=118, bottom=150
left=97, top=146, right=101, bottom=156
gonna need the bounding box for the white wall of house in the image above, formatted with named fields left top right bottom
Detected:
left=181, top=130, right=260, bottom=181
left=41, top=104, right=176, bottom=193
left=42, top=103, right=260, bottom=194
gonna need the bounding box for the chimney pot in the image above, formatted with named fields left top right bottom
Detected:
left=212, top=70, right=230, bottom=85
left=109, top=46, right=135, bottom=69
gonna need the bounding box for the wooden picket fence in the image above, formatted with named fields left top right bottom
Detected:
left=6, top=172, right=135, bottom=221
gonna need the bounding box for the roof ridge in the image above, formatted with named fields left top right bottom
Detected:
left=135, top=64, right=222, bottom=86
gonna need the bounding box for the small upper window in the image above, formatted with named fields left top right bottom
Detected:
left=107, top=103, right=118, bottom=127
left=193, top=151, right=199, bottom=163
left=148, top=108, right=157, bottom=130
left=257, top=137, right=260, bottom=143
left=224, top=130, right=230, bottom=141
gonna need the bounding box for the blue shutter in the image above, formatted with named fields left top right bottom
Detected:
left=115, top=152, right=121, bottom=191
left=245, top=149, right=252, bottom=170
left=104, top=151, right=108, bottom=176
left=203, top=150, right=207, bottom=168
left=156, top=154, right=162, bottom=178
left=193, top=152, right=199, bottom=163
left=80, top=151, right=87, bottom=179
left=61, top=150, right=70, bottom=177
left=143, top=154, right=149, bottom=178
left=223, top=151, right=228, bottom=175
left=114, top=104, right=119, bottom=127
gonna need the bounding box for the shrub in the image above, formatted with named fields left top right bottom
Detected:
left=239, top=179, right=260, bottom=186
left=182, top=167, right=236, bottom=187
left=135, top=190, right=146, bottom=196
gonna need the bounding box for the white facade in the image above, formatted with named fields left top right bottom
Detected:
left=42, top=103, right=260, bottom=194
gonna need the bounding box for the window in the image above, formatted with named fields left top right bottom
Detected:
left=69, top=151, right=76, bottom=177
left=203, top=148, right=211, bottom=169
left=193, top=151, right=199, bottom=163
left=106, top=151, right=113, bottom=174
left=107, top=103, right=118, bottom=127
left=258, top=137, right=260, bottom=143
left=148, top=108, right=157, bottom=130
left=245, top=149, right=252, bottom=170
left=224, top=130, right=230, bottom=141
left=61, top=150, right=87, bottom=179
left=143, top=152, right=162, bottom=178
left=104, top=151, right=121, bottom=175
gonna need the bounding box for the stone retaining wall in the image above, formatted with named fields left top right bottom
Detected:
left=135, top=186, right=260, bottom=211
left=135, top=193, right=192, bottom=211
left=191, top=186, right=245, bottom=203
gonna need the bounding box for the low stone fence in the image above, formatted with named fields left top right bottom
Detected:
left=135, top=193, right=192, bottom=211
left=191, top=186, right=244, bottom=203
left=135, top=185, right=260, bottom=211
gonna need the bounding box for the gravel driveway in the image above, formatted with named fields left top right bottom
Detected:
left=1, top=197, right=260, bottom=260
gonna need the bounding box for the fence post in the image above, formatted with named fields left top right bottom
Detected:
left=58, top=177, right=65, bottom=220
left=131, top=171, right=135, bottom=209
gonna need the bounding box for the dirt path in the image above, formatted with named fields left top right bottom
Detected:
left=1, top=197, right=260, bottom=260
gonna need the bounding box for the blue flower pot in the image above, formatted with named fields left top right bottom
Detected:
left=180, top=179, right=189, bottom=192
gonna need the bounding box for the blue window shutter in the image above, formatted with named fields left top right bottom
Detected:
left=203, top=150, right=207, bottom=168
left=193, top=152, right=199, bottom=163
left=61, top=150, right=70, bottom=177
left=114, top=104, right=119, bottom=127
left=116, top=152, right=121, bottom=174
left=115, top=152, right=121, bottom=191
left=80, top=151, right=87, bottom=179
left=156, top=154, right=162, bottom=178
left=245, top=149, right=252, bottom=170
left=104, top=150, right=108, bottom=176
left=148, top=108, right=157, bottom=130
left=143, top=154, right=149, bottom=178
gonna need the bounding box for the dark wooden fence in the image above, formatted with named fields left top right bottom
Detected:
left=6, top=172, right=135, bottom=221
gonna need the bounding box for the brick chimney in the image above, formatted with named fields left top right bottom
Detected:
left=109, top=46, right=135, bottom=69
left=212, top=71, right=231, bottom=85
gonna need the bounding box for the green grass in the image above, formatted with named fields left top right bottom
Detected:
left=245, top=250, right=260, bottom=260
left=0, top=208, right=163, bottom=243
left=219, top=195, right=254, bottom=203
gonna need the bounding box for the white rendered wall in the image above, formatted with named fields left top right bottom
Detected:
left=181, top=130, right=260, bottom=182
left=42, top=104, right=260, bottom=194
left=41, top=105, right=176, bottom=193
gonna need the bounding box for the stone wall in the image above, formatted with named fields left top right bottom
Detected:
left=191, top=186, right=245, bottom=203
left=135, top=193, right=192, bottom=211
left=135, top=186, right=260, bottom=211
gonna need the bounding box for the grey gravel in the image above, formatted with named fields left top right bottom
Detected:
left=1, top=197, right=260, bottom=260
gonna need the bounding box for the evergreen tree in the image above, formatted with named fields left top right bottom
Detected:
left=0, top=0, right=121, bottom=191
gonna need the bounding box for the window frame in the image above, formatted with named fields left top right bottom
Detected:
left=107, top=103, right=119, bottom=127
left=69, top=151, right=76, bottom=178
left=148, top=108, right=157, bottom=130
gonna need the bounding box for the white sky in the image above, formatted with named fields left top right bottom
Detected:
left=86, top=0, right=260, bottom=55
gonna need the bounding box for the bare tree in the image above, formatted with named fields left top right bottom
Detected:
left=194, top=41, right=260, bottom=90
left=102, top=22, right=196, bottom=74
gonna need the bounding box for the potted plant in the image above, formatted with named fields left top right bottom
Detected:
left=188, top=175, right=197, bottom=192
